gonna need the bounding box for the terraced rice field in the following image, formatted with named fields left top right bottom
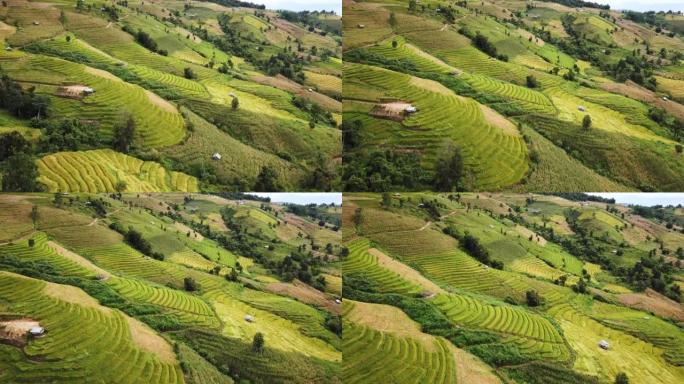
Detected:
left=0, top=233, right=94, bottom=278
left=343, top=321, right=457, bottom=384
left=433, top=294, right=570, bottom=362
left=345, top=62, right=528, bottom=189
left=0, top=53, right=186, bottom=148
left=0, top=271, right=184, bottom=384
left=343, top=238, right=423, bottom=295
left=37, top=149, right=198, bottom=192
left=107, top=276, right=219, bottom=328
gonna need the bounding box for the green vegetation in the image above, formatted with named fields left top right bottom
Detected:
left=0, top=0, right=341, bottom=191
left=0, top=193, right=341, bottom=383
left=343, top=192, right=684, bottom=383
left=343, top=0, right=684, bottom=191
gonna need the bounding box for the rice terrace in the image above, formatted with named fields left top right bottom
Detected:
left=343, top=192, right=684, bottom=383
left=342, top=0, right=684, bottom=192
left=0, top=0, right=342, bottom=192
left=0, top=192, right=342, bottom=383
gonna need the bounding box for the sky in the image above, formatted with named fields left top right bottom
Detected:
left=589, top=193, right=684, bottom=206
left=253, top=193, right=342, bottom=205
left=601, top=0, right=684, bottom=12
left=259, top=0, right=341, bottom=14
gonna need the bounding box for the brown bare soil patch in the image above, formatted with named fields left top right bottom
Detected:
left=346, top=301, right=436, bottom=352
left=369, top=248, right=445, bottom=294
left=0, top=21, right=16, bottom=41
left=47, top=241, right=110, bottom=279
left=480, top=104, right=519, bottom=136
left=448, top=343, right=502, bottom=384
left=127, top=317, right=177, bottom=363
left=265, top=280, right=338, bottom=314
left=44, top=282, right=108, bottom=312
left=618, top=288, right=684, bottom=323
left=0, top=318, right=40, bottom=346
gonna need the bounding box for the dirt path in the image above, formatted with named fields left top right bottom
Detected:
left=418, top=221, right=432, bottom=231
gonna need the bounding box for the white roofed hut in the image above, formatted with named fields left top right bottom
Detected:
left=29, top=326, right=45, bottom=337
left=405, top=105, right=417, bottom=113
left=212, top=152, right=222, bottom=161
left=599, top=340, right=609, bottom=350
left=244, top=315, right=254, bottom=323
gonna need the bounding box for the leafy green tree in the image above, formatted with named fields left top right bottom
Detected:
left=392, top=39, right=398, bottom=48
left=408, top=0, right=417, bottom=12
left=2, top=154, right=39, bottom=192
left=53, top=192, right=63, bottom=207
left=526, top=75, right=538, bottom=88
left=114, top=180, right=127, bottom=193
left=389, top=12, right=397, bottom=27
left=252, top=332, right=265, bottom=353
left=0, top=131, right=30, bottom=161
left=254, top=166, right=281, bottom=191
left=582, top=115, right=592, bottom=130
left=526, top=290, right=541, bottom=307
left=183, top=277, right=200, bottom=292
left=615, top=372, right=628, bottom=384
left=231, top=96, right=239, bottom=110
left=434, top=143, right=464, bottom=191
left=112, top=113, right=136, bottom=153
left=183, top=67, right=195, bottom=79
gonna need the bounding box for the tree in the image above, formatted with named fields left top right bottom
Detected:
left=392, top=39, right=398, bottom=48
left=526, top=75, right=538, bottom=88
left=184, top=277, right=199, bottom=292
left=434, top=143, right=464, bottom=191
left=381, top=192, right=392, bottom=207
left=408, top=0, right=417, bottom=12
left=254, top=166, right=281, bottom=191
left=28, top=238, right=35, bottom=247
left=252, top=332, right=265, bottom=353
left=615, top=372, right=629, bottom=384
left=183, top=67, right=195, bottom=79
left=115, top=180, right=127, bottom=193
left=389, top=12, right=397, bottom=28
left=53, top=192, right=63, bottom=207
left=2, top=154, right=39, bottom=192
left=0, top=131, right=30, bottom=161
left=30, top=205, right=39, bottom=226
left=231, top=96, right=239, bottom=110
left=112, top=113, right=136, bottom=153
left=309, top=120, right=315, bottom=129
left=226, top=268, right=239, bottom=282
left=582, top=115, right=592, bottom=130
left=676, top=144, right=682, bottom=154
left=526, top=290, right=541, bottom=306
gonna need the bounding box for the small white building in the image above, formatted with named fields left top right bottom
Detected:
left=405, top=105, right=417, bottom=113
left=212, top=152, right=222, bottom=161
left=32, top=21, right=40, bottom=26
left=334, top=299, right=341, bottom=304
left=244, top=315, right=255, bottom=323
left=357, top=24, right=365, bottom=28
left=599, top=340, right=609, bottom=350
left=578, top=106, right=586, bottom=112
left=29, top=327, right=45, bottom=336
left=663, top=96, right=669, bottom=101
left=83, top=87, right=95, bottom=95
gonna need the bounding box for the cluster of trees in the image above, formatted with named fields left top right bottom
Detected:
left=441, top=228, right=505, bottom=270
left=291, top=97, right=335, bottom=127
left=205, top=0, right=265, bottom=10
left=458, top=29, right=508, bottom=62
left=0, top=74, right=50, bottom=119
left=122, top=27, right=168, bottom=56
left=109, top=223, right=165, bottom=261
left=34, top=118, right=102, bottom=153
left=544, top=0, right=610, bottom=9
left=284, top=203, right=340, bottom=229
left=278, top=10, right=340, bottom=36
left=261, top=52, right=306, bottom=83
left=343, top=149, right=432, bottom=191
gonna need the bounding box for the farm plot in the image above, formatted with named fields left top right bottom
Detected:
left=0, top=54, right=186, bottom=147
left=0, top=233, right=94, bottom=278
left=345, top=62, right=528, bottom=190
left=343, top=238, right=423, bottom=295
left=432, top=293, right=570, bottom=362
left=37, top=149, right=199, bottom=193
left=343, top=322, right=457, bottom=384
left=0, top=271, right=184, bottom=384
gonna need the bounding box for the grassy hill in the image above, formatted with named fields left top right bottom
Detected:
left=342, top=0, right=684, bottom=192
left=0, top=0, right=342, bottom=192
left=343, top=192, right=684, bottom=383
left=0, top=192, right=342, bottom=383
